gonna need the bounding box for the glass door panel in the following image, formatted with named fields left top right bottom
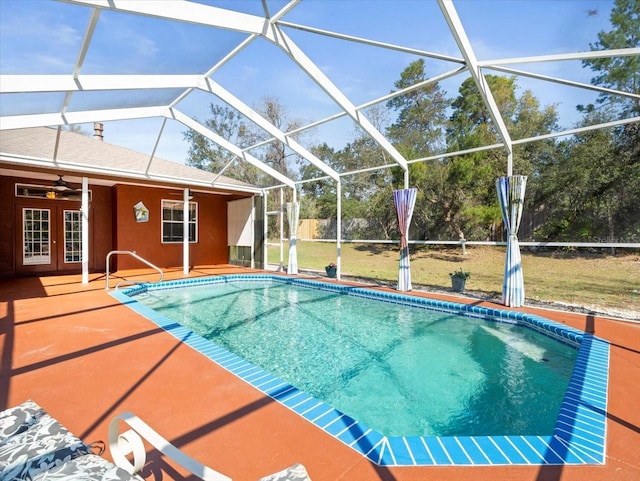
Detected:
left=64, top=210, right=82, bottom=263
left=23, top=208, right=51, bottom=265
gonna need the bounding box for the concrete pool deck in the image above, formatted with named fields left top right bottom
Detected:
left=1, top=266, right=639, bottom=480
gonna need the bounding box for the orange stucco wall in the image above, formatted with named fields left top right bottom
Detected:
left=0, top=176, right=17, bottom=275
left=91, top=183, right=113, bottom=271
left=112, top=185, right=231, bottom=270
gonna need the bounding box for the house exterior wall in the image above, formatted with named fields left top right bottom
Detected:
left=112, top=184, right=230, bottom=270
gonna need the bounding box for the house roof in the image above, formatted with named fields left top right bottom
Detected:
left=0, top=126, right=259, bottom=194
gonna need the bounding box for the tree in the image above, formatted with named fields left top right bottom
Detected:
left=436, top=75, right=559, bottom=241
left=249, top=96, right=308, bottom=180
left=582, top=0, right=640, bottom=242
left=581, top=0, right=640, bottom=116
left=299, top=143, right=337, bottom=220
left=612, top=122, right=640, bottom=241
left=300, top=116, right=402, bottom=238
left=386, top=59, right=450, bottom=159
left=183, top=103, right=262, bottom=184
left=537, top=113, right=619, bottom=241
left=381, top=60, right=451, bottom=240
left=183, top=97, right=306, bottom=187
left=540, top=0, right=640, bottom=243
left=63, top=124, right=91, bottom=136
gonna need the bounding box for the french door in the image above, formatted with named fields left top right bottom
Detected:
left=16, top=204, right=91, bottom=274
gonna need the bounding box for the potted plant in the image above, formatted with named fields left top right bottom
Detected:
left=325, top=262, right=337, bottom=278
left=449, top=268, right=470, bottom=293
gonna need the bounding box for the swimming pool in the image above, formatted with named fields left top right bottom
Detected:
left=132, top=279, right=576, bottom=437
left=112, top=274, right=610, bottom=467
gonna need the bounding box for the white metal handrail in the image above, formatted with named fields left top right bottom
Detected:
left=105, top=250, right=163, bottom=290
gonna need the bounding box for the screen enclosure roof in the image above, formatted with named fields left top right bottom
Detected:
left=0, top=0, right=638, bottom=191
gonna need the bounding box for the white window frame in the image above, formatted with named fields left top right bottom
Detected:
left=23, top=208, right=51, bottom=265
left=161, top=199, right=198, bottom=244
left=63, top=210, right=82, bottom=263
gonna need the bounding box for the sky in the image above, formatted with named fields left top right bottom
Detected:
left=0, top=0, right=620, bottom=167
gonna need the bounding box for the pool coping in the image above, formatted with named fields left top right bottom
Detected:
left=110, top=274, right=609, bottom=467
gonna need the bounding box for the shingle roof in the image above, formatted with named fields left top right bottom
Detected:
left=0, top=126, right=255, bottom=192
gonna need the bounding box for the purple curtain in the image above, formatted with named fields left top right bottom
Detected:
left=393, top=188, right=417, bottom=291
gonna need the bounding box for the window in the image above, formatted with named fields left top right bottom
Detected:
left=161, top=200, right=197, bottom=243
left=64, top=210, right=82, bottom=263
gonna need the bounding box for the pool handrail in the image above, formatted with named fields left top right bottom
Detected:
left=105, top=250, right=163, bottom=290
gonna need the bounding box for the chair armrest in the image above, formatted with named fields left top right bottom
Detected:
left=108, top=412, right=231, bottom=481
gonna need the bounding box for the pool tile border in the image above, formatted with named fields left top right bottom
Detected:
left=111, top=274, right=609, bottom=467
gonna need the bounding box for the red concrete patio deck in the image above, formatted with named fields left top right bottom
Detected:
left=1, top=266, right=639, bottom=481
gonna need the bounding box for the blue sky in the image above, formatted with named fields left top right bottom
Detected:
left=0, top=0, right=618, bottom=165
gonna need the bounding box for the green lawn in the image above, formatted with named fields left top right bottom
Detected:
left=268, top=241, right=639, bottom=316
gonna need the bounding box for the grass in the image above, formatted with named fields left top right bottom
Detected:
left=268, top=241, right=640, bottom=317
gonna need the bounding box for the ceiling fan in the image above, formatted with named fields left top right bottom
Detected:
left=52, top=175, right=79, bottom=192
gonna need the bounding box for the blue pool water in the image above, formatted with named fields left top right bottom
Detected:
left=132, top=278, right=577, bottom=437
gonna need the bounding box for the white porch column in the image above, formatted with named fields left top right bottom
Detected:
left=336, top=179, right=342, bottom=280
left=279, top=187, right=284, bottom=270
left=250, top=197, right=255, bottom=269
left=183, top=188, right=189, bottom=275
left=263, top=190, right=268, bottom=269
left=81, top=177, right=89, bottom=284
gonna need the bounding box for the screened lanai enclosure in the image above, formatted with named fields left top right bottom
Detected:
left=1, top=0, right=638, bottom=307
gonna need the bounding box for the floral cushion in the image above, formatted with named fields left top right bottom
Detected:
left=257, top=463, right=312, bottom=481
left=0, top=400, right=46, bottom=443
left=30, top=454, right=138, bottom=481
left=0, top=412, right=90, bottom=480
